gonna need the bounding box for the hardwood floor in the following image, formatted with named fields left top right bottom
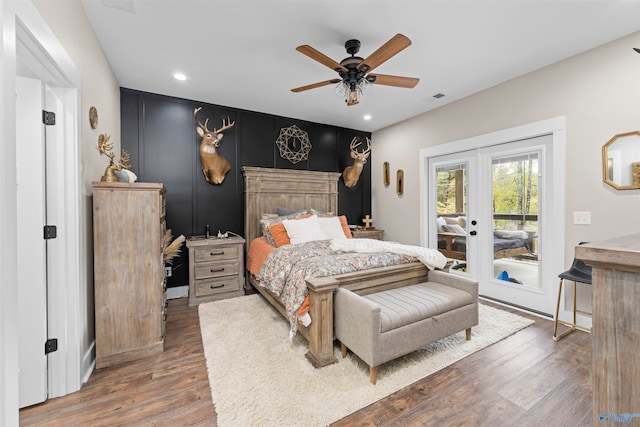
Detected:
left=20, top=298, right=591, bottom=427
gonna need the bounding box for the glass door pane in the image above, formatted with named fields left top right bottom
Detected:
left=491, top=153, right=540, bottom=289
left=435, top=162, right=470, bottom=275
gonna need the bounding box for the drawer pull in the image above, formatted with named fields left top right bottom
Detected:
left=210, top=284, right=225, bottom=289
left=210, top=251, right=225, bottom=256
left=210, top=268, right=225, bottom=273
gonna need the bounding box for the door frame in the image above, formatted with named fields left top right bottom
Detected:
left=1, top=2, right=83, bottom=423
left=419, top=117, right=566, bottom=313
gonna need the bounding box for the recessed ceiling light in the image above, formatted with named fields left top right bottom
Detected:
left=173, top=73, right=187, bottom=81
left=363, top=114, right=372, bottom=121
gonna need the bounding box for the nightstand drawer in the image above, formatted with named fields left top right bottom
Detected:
left=194, top=244, right=240, bottom=263
left=194, top=277, right=242, bottom=297
left=194, top=262, right=239, bottom=280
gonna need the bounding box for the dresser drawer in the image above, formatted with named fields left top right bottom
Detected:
left=194, top=277, right=242, bottom=297
left=194, top=262, right=239, bottom=280
left=194, top=244, right=240, bottom=263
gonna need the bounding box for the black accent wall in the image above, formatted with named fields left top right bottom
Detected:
left=120, top=88, right=372, bottom=288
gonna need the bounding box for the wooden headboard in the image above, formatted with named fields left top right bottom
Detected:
left=241, top=167, right=342, bottom=244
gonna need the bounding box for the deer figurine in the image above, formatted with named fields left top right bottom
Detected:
left=342, top=137, right=371, bottom=188
left=194, top=107, right=236, bottom=185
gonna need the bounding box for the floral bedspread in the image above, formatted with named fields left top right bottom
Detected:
left=256, top=240, right=416, bottom=335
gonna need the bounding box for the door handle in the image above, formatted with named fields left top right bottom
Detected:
left=469, top=231, right=477, bottom=236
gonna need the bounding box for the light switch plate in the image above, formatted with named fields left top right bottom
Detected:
left=573, top=211, right=591, bottom=225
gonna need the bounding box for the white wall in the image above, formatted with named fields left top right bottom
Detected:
left=372, top=32, right=640, bottom=263
left=32, top=0, right=121, bottom=373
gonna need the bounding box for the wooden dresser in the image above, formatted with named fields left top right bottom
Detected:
left=92, top=182, right=167, bottom=369
left=186, top=236, right=245, bottom=305
left=575, top=233, right=640, bottom=425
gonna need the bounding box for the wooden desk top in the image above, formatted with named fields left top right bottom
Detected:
left=575, top=233, right=640, bottom=272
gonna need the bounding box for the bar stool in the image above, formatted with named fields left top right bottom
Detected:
left=553, top=244, right=592, bottom=341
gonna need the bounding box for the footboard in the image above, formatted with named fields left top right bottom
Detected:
left=249, top=261, right=431, bottom=367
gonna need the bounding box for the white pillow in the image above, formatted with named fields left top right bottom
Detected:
left=436, top=216, right=447, bottom=232
left=494, top=229, right=528, bottom=239
left=282, top=215, right=325, bottom=244
left=317, top=216, right=347, bottom=240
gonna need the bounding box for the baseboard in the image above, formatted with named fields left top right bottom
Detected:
left=82, top=340, right=96, bottom=385
left=166, top=285, right=188, bottom=300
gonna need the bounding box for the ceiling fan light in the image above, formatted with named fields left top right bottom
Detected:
left=334, top=81, right=348, bottom=98
left=347, top=90, right=359, bottom=106
left=357, top=78, right=372, bottom=96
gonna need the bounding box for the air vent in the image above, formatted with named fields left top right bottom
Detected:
left=433, top=93, right=445, bottom=99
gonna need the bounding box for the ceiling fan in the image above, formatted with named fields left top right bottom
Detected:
left=291, top=34, right=420, bottom=106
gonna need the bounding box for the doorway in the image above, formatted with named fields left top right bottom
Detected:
left=5, top=2, right=85, bottom=413
left=420, top=118, right=565, bottom=316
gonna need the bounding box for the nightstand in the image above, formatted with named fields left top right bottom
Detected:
left=186, top=236, right=245, bottom=305
left=352, top=229, right=384, bottom=240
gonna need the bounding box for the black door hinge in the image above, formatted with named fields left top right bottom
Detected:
left=44, top=225, right=57, bottom=240
left=45, top=338, right=58, bottom=355
left=42, top=110, right=56, bottom=126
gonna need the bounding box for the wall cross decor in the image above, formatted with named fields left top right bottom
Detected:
left=276, top=125, right=311, bottom=164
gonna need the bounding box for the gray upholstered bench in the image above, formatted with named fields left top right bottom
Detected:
left=334, top=270, right=478, bottom=384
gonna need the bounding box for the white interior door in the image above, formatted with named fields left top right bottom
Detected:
left=16, top=76, right=48, bottom=408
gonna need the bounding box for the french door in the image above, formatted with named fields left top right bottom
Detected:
left=426, top=135, right=558, bottom=316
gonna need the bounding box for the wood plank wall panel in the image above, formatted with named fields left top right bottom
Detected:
left=121, top=89, right=372, bottom=287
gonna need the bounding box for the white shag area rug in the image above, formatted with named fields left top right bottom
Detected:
left=199, top=294, right=534, bottom=427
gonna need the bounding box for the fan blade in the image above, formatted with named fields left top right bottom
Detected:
left=357, top=34, right=412, bottom=73
left=368, top=74, right=419, bottom=88
left=291, top=79, right=341, bottom=93
left=296, top=45, right=348, bottom=72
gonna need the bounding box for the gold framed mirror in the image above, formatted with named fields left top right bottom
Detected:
left=602, top=131, right=640, bottom=190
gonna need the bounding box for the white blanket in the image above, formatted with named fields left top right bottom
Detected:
left=330, top=238, right=447, bottom=270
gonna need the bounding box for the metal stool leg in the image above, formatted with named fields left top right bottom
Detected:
left=553, top=278, right=577, bottom=341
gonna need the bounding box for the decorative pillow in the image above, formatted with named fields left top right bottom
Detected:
left=457, top=216, right=467, bottom=228
left=317, top=216, right=347, bottom=240
left=259, top=211, right=309, bottom=246
left=269, top=222, right=291, bottom=247
left=282, top=215, right=325, bottom=244
left=442, top=224, right=466, bottom=235
left=494, top=229, right=528, bottom=240
left=444, top=216, right=459, bottom=225
left=338, top=215, right=353, bottom=238
left=277, top=207, right=307, bottom=217
left=437, top=216, right=447, bottom=232
left=309, top=208, right=334, bottom=216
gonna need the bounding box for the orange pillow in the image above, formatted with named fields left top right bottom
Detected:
left=338, top=215, right=353, bottom=238
left=269, top=222, right=291, bottom=247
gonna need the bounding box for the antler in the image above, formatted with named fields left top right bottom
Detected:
left=350, top=137, right=371, bottom=156
left=119, top=149, right=131, bottom=170
left=96, top=134, right=115, bottom=160
left=214, top=116, right=236, bottom=134
left=194, top=107, right=210, bottom=132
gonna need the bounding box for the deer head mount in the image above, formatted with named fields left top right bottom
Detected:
left=194, top=107, right=236, bottom=185
left=342, top=137, right=371, bottom=188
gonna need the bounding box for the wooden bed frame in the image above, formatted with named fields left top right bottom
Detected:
left=242, top=166, right=431, bottom=368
